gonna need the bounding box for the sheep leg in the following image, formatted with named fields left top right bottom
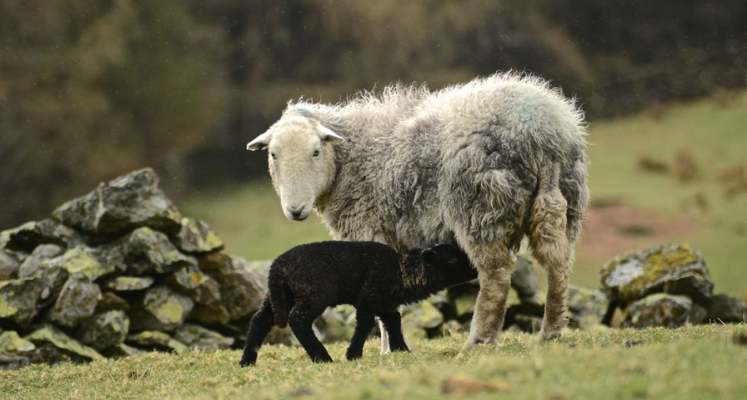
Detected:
left=378, top=310, right=409, bottom=352
left=346, top=308, right=376, bottom=360
left=529, top=181, right=572, bottom=341
left=378, top=319, right=391, bottom=355
left=288, top=304, right=333, bottom=363
left=239, top=297, right=275, bottom=367
left=463, top=244, right=513, bottom=349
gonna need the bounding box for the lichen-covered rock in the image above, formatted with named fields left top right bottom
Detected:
left=706, top=294, right=747, bottom=323
left=102, top=276, right=155, bottom=292
left=623, top=293, right=707, bottom=329
left=124, top=227, right=198, bottom=275
left=0, top=330, right=36, bottom=353
left=173, top=324, right=234, bottom=350
left=76, top=310, right=130, bottom=351
left=47, top=247, right=114, bottom=281
left=567, top=284, right=609, bottom=329
left=402, top=298, right=445, bottom=340
left=599, top=243, right=713, bottom=305
left=186, top=276, right=230, bottom=326
left=95, top=292, right=131, bottom=314
left=104, top=343, right=147, bottom=358
left=87, top=242, right=128, bottom=274
left=0, top=250, right=21, bottom=281
left=126, top=330, right=187, bottom=352
left=175, top=218, right=224, bottom=254
left=447, top=281, right=480, bottom=318
left=512, top=256, right=541, bottom=305
left=313, top=305, right=356, bottom=344
left=165, top=265, right=210, bottom=293
left=129, top=286, right=194, bottom=332
left=52, top=168, right=183, bottom=236
left=25, top=325, right=103, bottom=363
left=17, top=245, right=68, bottom=308
left=0, top=278, right=45, bottom=329
left=204, top=255, right=266, bottom=321
left=47, top=275, right=101, bottom=329
left=0, top=219, right=81, bottom=253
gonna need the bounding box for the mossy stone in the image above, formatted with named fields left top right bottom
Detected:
left=623, top=293, right=705, bottom=329
left=0, top=278, right=45, bottom=329
left=567, top=284, right=609, bottom=329
left=173, top=324, right=234, bottom=350
left=102, top=276, right=155, bottom=292
left=0, top=330, right=36, bottom=353
left=47, top=275, right=101, bottom=329
left=49, top=247, right=114, bottom=282
left=125, top=330, right=187, bottom=353
left=0, top=219, right=81, bottom=253
left=124, top=227, right=197, bottom=275
left=175, top=217, right=224, bottom=254
left=25, top=325, right=103, bottom=362
left=76, top=310, right=130, bottom=351
left=129, top=286, right=194, bottom=332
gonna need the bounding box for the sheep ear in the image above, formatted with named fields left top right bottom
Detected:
left=247, top=131, right=272, bottom=151
left=318, top=125, right=345, bottom=144
left=421, top=249, right=439, bottom=265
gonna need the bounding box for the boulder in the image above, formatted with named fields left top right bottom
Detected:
left=129, top=286, right=194, bottom=332
left=706, top=294, right=747, bottom=323
left=76, top=310, right=130, bottom=351
left=124, top=227, right=198, bottom=275
left=512, top=256, right=541, bottom=305
left=0, top=278, right=45, bottom=329
left=0, top=250, right=21, bottom=281
left=24, top=325, right=103, bottom=363
left=102, top=276, right=155, bottom=292
left=52, top=168, right=182, bottom=237
left=567, top=284, right=609, bottom=329
left=47, top=275, right=101, bottom=329
left=599, top=243, right=713, bottom=305
left=126, top=330, right=187, bottom=352
left=0, top=219, right=81, bottom=253
left=175, top=218, right=224, bottom=254
left=623, top=293, right=707, bottom=329
left=204, top=255, right=266, bottom=321
left=95, top=292, right=131, bottom=314
left=47, top=247, right=114, bottom=282
left=173, top=324, right=234, bottom=350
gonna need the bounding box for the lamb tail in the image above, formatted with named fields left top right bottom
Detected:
left=268, top=263, right=291, bottom=328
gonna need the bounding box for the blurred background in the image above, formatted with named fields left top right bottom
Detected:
left=1, top=0, right=746, bottom=294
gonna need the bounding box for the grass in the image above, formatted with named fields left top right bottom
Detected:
left=2, top=325, right=746, bottom=399
left=182, top=89, right=747, bottom=298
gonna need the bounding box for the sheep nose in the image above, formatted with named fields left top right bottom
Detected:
left=288, top=206, right=305, bottom=220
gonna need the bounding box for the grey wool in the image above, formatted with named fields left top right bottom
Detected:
left=246, top=71, right=589, bottom=347
left=239, top=242, right=477, bottom=365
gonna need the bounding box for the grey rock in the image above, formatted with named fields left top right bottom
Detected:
left=314, top=305, right=356, bottom=344
left=402, top=296, right=445, bottom=340
left=186, top=276, right=230, bottom=326
left=706, top=294, right=747, bottom=323
left=76, top=310, right=130, bottom=351
left=567, top=284, right=609, bottom=329
left=47, top=275, right=101, bottom=329
left=0, top=330, right=36, bottom=353
left=0, top=353, right=32, bottom=370
left=47, top=247, right=115, bottom=282
left=102, top=276, right=155, bottom=292
left=103, top=343, right=148, bottom=358
left=623, top=293, right=706, bottom=329
left=129, top=286, right=194, bottom=332
left=204, top=255, right=266, bottom=321
left=0, top=250, right=21, bottom=281
left=52, top=168, right=182, bottom=237
left=0, top=219, right=81, bottom=253
left=126, top=330, right=187, bottom=352
left=123, top=227, right=197, bottom=275
left=25, top=324, right=103, bottom=363
left=512, top=255, right=541, bottom=305
left=18, top=245, right=68, bottom=308
left=87, top=242, right=128, bottom=274
left=175, top=218, right=224, bottom=254
left=446, top=280, right=480, bottom=318
left=0, top=278, right=45, bottom=329
left=173, top=324, right=234, bottom=350
left=599, top=243, right=713, bottom=305
left=95, top=292, right=131, bottom=314
left=165, top=264, right=210, bottom=293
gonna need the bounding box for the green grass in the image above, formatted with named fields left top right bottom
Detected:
left=182, top=90, right=747, bottom=298
left=2, top=325, right=746, bottom=399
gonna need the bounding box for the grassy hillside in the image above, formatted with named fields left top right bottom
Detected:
left=3, top=326, right=746, bottom=399
left=182, top=90, right=747, bottom=298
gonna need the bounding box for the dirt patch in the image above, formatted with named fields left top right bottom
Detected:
left=575, top=203, right=698, bottom=274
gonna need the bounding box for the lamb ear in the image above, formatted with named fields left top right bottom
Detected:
left=318, top=125, right=345, bottom=144
left=247, top=131, right=272, bottom=151
left=421, top=249, right=439, bottom=265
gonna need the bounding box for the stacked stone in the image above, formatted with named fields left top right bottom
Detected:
left=599, top=243, right=746, bottom=328
left=0, top=168, right=267, bottom=368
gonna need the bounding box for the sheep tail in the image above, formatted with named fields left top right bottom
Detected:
left=268, top=263, right=291, bottom=328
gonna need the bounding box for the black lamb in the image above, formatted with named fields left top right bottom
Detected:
left=239, top=241, right=477, bottom=366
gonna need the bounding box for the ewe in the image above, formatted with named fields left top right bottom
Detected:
left=239, top=242, right=477, bottom=365
left=246, top=72, right=588, bottom=347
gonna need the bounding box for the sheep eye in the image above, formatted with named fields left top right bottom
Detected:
left=313, top=150, right=320, bottom=157
left=271, top=153, right=277, bottom=160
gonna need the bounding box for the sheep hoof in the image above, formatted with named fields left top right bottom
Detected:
left=539, top=329, right=564, bottom=342
left=239, top=355, right=257, bottom=367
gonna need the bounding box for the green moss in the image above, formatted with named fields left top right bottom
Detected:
left=155, top=299, right=185, bottom=323
left=25, top=326, right=103, bottom=361
left=0, top=281, right=20, bottom=317
left=59, top=248, right=113, bottom=280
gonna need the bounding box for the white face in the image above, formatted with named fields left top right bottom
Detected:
left=247, top=116, right=344, bottom=221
